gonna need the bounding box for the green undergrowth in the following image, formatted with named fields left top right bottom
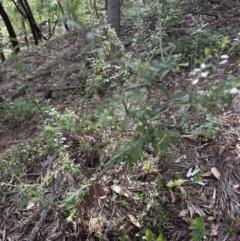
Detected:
left=1, top=0, right=240, bottom=240
left=0, top=99, right=38, bottom=125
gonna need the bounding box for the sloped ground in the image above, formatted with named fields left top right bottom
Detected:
left=1, top=1, right=240, bottom=240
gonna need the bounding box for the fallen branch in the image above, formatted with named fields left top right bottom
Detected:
left=44, top=85, right=85, bottom=98
left=27, top=175, right=60, bottom=241
left=19, top=70, right=51, bottom=82
left=181, top=11, right=218, bottom=19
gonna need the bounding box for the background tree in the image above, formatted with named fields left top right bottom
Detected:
left=58, top=0, right=70, bottom=31
left=0, top=1, right=20, bottom=53
left=0, top=31, right=6, bottom=61
left=106, top=0, right=120, bottom=37
left=12, top=0, right=42, bottom=45
left=0, top=0, right=107, bottom=55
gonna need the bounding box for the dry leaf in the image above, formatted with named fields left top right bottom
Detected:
left=26, top=200, right=35, bottom=209
left=211, top=167, right=221, bottom=180
left=89, top=217, right=102, bottom=234
left=128, top=214, right=141, bottom=228
left=207, top=216, right=215, bottom=221
left=179, top=209, right=189, bottom=217
left=181, top=216, right=190, bottom=222
left=236, top=144, right=240, bottom=150
left=209, top=188, right=216, bottom=209
left=152, top=217, right=158, bottom=227
left=218, top=146, right=225, bottom=156
left=95, top=183, right=106, bottom=198
left=210, top=223, right=219, bottom=236
left=179, top=186, right=187, bottom=198
left=233, top=184, right=239, bottom=189
left=175, top=155, right=186, bottom=163
left=168, top=188, right=176, bottom=203
left=201, top=171, right=212, bottom=177
left=200, top=193, right=208, bottom=203
left=111, top=185, right=132, bottom=199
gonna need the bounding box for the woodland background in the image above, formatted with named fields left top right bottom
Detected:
left=1, top=0, right=240, bottom=240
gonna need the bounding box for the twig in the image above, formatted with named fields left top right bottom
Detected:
left=181, top=11, right=218, bottom=19
left=27, top=175, right=60, bottom=241
left=19, top=70, right=51, bottom=82
left=44, top=85, right=85, bottom=98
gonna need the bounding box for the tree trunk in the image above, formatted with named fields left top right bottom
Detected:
left=106, top=0, right=120, bottom=38
left=21, top=17, right=29, bottom=47
left=12, top=0, right=42, bottom=45
left=0, top=2, right=20, bottom=53
left=22, top=0, right=42, bottom=44
left=58, top=0, right=70, bottom=31
left=0, top=31, right=6, bottom=61
left=93, top=0, right=99, bottom=19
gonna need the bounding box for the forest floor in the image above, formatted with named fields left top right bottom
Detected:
left=1, top=1, right=240, bottom=240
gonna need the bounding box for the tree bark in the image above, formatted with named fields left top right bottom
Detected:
left=0, top=32, right=6, bottom=61
left=58, top=0, right=70, bottom=31
left=0, top=2, right=20, bottom=53
left=107, top=0, right=121, bottom=38
left=21, top=17, right=29, bottom=47
left=12, top=0, right=42, bottom=45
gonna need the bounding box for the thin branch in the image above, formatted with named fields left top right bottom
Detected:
left=27, top=175, right=60, bottom=241
left=181, top=11, right=218, bottom=19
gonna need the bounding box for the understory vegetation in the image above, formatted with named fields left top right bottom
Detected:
left=1, top=0, right=240, bottom=240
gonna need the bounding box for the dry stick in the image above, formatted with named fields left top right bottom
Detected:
left=181, top=11, right=218, bottom=19
left=44, top=85, right=85, bottom=98
left=27, top=175, right=60, bottom=241
left=93, top=0, right=99, bottom=19
left=32, top=99, right=46, bottom=120
left=182, top=10, right=240, bottom=19
left=22, top=70, right=51, bottom=82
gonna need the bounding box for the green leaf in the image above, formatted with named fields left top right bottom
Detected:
left=173, top=92, right=188, bottom=100
left=189, top=216, right=208, bottom=241
left=152, top=141, right=161, bottom=156
left=157, top=233, right=164, bottom=241
left=156, top=84, right=170, bottom=98
left=143, top=229, right=154, bottom=240
left=20, top=196, right=29, bottom=209
left=1, top=194, right=6, bottom=203
left=168, top=136, right=180, bottom=144
left=166, top=179, right=188, bottom=188
left=130, top=140, right=144, bottom=162
left=204, top=47, right=211, bottom=57
left=128, top=162, right=133, bottom=173
left=226, top=225, right=234, bottom=234
left=226, top=94, right=232, bottom=109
